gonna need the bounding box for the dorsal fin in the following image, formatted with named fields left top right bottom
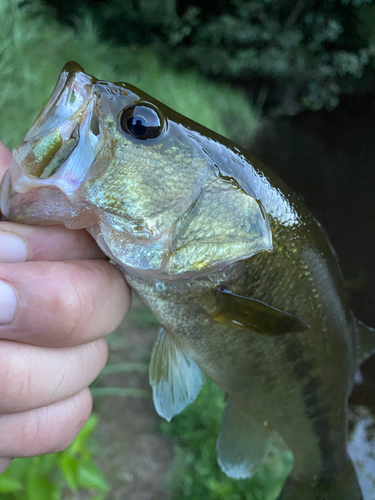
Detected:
left=149, top=327, right=204, bottom=421
left=356, top=319, right=375, bottom=366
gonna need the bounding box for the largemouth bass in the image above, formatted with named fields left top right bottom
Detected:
left=1, top=62, right=374, bottom=500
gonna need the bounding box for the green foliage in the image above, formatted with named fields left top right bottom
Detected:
left=0, top=415, right=108, bottom=500
left=161, top=379, right=293, bottom=500
left=45, top=0, right=375, bottom=114
left=0, top=0, right=258, bottom=150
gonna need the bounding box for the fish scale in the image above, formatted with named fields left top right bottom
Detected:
left=1, top=61, right=373, bottom=500
left=126, top=232, right=351, bottom=481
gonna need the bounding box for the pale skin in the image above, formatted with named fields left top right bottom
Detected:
left=0, top=141, right=131, bottom=473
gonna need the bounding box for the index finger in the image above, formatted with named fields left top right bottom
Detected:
left=0, top=142, right=13, bottom=182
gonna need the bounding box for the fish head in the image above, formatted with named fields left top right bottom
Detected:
left=1, top=62, right=272, bottom=280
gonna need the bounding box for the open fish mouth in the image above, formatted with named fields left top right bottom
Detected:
left=0, top=62, right=100, bottom=225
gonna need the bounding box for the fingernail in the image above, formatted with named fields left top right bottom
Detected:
left=0, top=281, right=17, bottom=324
left=0, top=232, right=27, bottom=263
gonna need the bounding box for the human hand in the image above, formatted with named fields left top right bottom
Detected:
left=0, top=141, right=131, bottom=473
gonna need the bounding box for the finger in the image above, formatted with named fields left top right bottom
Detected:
left=0, top=338, right=107, bottom=414
left=0, top=221, right=105, bottom=263
left=0, top=388, right=93, bottom=458
left=0, top=260, right=131, bottom=347
left=0, top=458, right=12, bottom=473
left=0, top=141, right=12, bottom=182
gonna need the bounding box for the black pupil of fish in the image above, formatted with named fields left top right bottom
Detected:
left=121, top=106, right=162, bottom=139
left=127, top=116, right=149, bottom=137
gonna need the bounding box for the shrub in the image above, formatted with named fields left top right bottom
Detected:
left=43, top=0, right=375, bottom=114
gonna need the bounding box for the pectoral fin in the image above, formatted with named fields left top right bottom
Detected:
left=209, top=288, right=310, bottom=335
left=217, top=400, right=289, bottom=479
left=149, top=327, right=204, bottom=422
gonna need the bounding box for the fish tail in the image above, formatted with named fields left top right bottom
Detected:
left=278, top=461, right=362, bottom=500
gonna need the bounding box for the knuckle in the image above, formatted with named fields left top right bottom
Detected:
left=57, top=267, right=88, bottom=339
left=61, top=262, right=119, bottom=339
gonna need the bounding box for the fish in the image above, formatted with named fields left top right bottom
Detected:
left=1, top=61, right=374, bottom=500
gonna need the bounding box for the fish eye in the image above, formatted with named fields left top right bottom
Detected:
left=120, top=104, right=164, bottom=140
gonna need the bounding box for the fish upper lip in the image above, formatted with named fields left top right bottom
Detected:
left=25, top=65, right=95, bottom=143
left=8, top=95, right=99, bottom=199
left=67, top=93, right=94, bottom=124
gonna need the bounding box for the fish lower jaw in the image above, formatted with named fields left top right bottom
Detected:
left=0, top=166, right=98, bottom=228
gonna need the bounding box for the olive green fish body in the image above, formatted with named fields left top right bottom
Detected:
left=1, top=62, right=371, bottom=499
left=125, top=191, right=357, bottom=491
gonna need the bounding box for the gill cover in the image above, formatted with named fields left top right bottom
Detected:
left=0, top=61, right=272, bottom=280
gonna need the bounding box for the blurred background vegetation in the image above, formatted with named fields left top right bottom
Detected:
left=0, top=0, right=258, bottom=150
left=32, top=0, right=375, bottom=113
left=1, top=0, right=375, bottom=499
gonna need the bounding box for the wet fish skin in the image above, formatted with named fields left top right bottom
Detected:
left=0, top=62, right=370, bottom=499
left=126, top=208, right=358, bottom=497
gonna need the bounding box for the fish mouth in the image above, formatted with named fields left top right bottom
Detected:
left=25, top=61, right=94, bottom=141
left=0, top=62, right=100, bottom=225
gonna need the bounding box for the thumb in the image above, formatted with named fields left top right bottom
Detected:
left=0, top=142, right=13, bottom=183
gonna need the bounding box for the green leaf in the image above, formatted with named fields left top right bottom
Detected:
left=4, top=458, right=30, bottom=483
left=68, top=415, right=99, bottom=455
left=27, top=475, right=54, bottom=500
left=60, top=455, right=78, bottom=491
left=0, top=474, right=23, bottom=493
left=38, top=454, right=60, bottom=476
left=77, top=461, right=109, bottom=491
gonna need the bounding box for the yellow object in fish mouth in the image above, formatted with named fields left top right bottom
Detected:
left=1, top=61, right=374, bottom=500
